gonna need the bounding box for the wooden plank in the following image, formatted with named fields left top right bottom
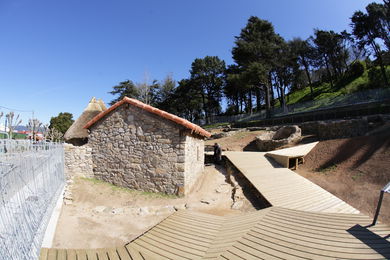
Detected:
left=66, top=249, right=77, bottom=260
left=96, top=249, right=109, bottom=260
left=56, top=249, right=66, bottom=260
left=125, top=245, right=144, bottom=260
left=105, top=248, right=120, bottom=260
left=75, top=249, right=87, bottom=260
left=47, top=249, right=57, bottom=260
left=86, top=249, right=98, bottom=260
left=39, top=248, right=48, bottom=260
left=116, top=247, right=132, bottom=260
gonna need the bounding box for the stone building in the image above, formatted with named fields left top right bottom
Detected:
left=84, top=97, right=211, bottom=195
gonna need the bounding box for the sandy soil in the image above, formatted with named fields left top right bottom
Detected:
left=53, top=165, right=256, bottom=248
left=296, top=132, right=390, bottom=224
left=205, top=130, right=264, bottom=151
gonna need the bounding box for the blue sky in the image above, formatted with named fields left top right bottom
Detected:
left=0, top=0, right=379, bottom=124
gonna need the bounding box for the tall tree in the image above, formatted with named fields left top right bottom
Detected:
left=190, top=56, right=226, bottom=123
left=232, top=17, right=281, bottom=117
left=109, top=80, right=139, bottom=105
left=49, top=112, right=74, bottom=135
left=351, top=2, right=389, bottom=85
left=312, top=30, right=349, bottom=87
left=290, top=38, right=316, bottom=96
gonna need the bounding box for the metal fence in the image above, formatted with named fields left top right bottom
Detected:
left=202, top=87, right=390, bottom=125
left=0, top=140, right=65, bottom=260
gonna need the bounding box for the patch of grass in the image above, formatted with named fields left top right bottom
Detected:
left=316, top=163, right=337, bottom=174
left=203, top=122, right=230, bottom=129
left=232, top=131, right=248, bottom=140
left=81, top=177, right=178, bottom=199
left=351, top=170, right=365, bottom=181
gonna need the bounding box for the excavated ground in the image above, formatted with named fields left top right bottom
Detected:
left=52, top=165, right=257, bottom=248
left=296, top=131, right=390, bottom=224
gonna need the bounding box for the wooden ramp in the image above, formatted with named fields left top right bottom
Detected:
left=41, top=208, right=390, bottom=260
left=225, top=151, right=360, bottom=214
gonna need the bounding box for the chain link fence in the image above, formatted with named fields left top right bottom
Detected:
left=0, top=140, right=65, bottom=260
left=203, top=87, right=390, bottom=125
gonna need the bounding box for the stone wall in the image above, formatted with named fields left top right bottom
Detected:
left=299, top=119, right=369, bottom=139
left=64, top=143, right=93, bottom=178
left=89, top=104, right=204, bottom=195
left=183, top=134, right=205, bottom=194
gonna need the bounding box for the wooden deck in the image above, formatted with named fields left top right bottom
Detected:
left=225, top=150, right=360, bottom=214
left=42, top=207, right=390, bottom=259
left=39, top=245, right=154, bottom=260
left=41, top=143, right=390, bottom=259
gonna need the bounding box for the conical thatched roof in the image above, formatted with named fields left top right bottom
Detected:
left=64, top=97, right=106, bottom=143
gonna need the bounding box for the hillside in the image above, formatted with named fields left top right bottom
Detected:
left=279, top=65, right=390, bottom=109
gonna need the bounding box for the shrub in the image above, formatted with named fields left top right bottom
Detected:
left=368, top=67, right=387, bottom=88
left=348, top=60, right=365, bottom=78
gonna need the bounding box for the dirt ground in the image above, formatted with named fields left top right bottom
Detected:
left=207, top=128, right=390, bottom=224
left=205, top=130, right=264, bottom=151
left=296, top=132, right=390, bottom=224
left=53, top=165, right=256, bottom=249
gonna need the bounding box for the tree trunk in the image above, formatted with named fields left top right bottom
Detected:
left=255, top=87, right=261, bottom=111
left=302, top=57, right=314, bottom=96
left=248, top=90, right=253, bottom=114
left=324, top=56, right=334, bottom=88
left=372, top=42, right=389, bottom=86
left=201, top=93, right=208, bottom=124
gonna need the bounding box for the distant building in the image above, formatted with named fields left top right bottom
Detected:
left=84, top=97, right=211, bottom=195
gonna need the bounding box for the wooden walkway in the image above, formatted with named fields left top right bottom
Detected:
left=40, top=245, right=154, bottom=260
left=42, top=143, right=390, bottom=259
left=224, top=148, right=360, bottom=214
left=42, top=208, right=390, bottom=259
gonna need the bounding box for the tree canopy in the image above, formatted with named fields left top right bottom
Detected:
left=49, top=112, right=74, bottom=135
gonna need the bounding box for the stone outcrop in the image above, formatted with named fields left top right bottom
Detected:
left=255, top=125, right=301, bottom=151
left=64, top=143, right=93, bottom=178
left=88, top=105, right=204, bottom=195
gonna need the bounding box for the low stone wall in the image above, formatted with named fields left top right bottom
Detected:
left=64, top=143, right=93, bottom=178
left=300, top=119, right=369, bottom=139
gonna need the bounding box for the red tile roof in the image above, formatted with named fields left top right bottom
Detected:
left=84, top=97, right=211, bottom=138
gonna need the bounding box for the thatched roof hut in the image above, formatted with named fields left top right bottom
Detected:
left=64, top=97, right=106, bottom=146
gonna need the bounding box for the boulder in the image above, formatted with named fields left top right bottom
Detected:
left=255, top=125, right=301, bottom=151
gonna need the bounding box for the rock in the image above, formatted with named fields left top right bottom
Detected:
left=231, top=200, right=244, bottom=210
left=111, top=208, right=124, bottom=214
left=215, top=184, right=231, bottom=194
left=102, top=206, right=113, bottom=213
left=64, top=199, right=73, bottom=205
left=255, top=125, right=301, bottom=151
left=93, top=206, right=106, bottom=213
left=156, top=206, right=175, bottom=215
left=200, top=199, right=210, bottom=204
left=174, top=204, right=187, bottom=211
left=138, top=207, right=149, bottom=216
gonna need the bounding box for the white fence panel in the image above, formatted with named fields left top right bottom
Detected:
left=0, top=140, right=65, bottom=260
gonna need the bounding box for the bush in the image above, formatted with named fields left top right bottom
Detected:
left=348, top=61, right=365, bottom=78
left=368, top=67, right=388, bottom=88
